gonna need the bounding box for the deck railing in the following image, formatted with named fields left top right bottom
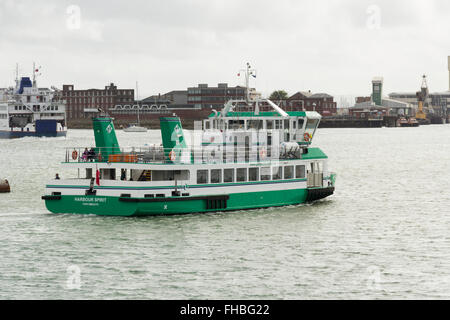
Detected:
left=64, top=143, right=302, bottom=165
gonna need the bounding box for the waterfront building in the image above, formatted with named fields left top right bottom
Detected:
left=286, top=91, right=337, bottom=116
left=55, top=83, right=134, bottom=120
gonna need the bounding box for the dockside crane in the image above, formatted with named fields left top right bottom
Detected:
left=415, top=74, right=429, bottom=121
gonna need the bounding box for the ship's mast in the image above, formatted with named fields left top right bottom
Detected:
left=239, top=62, right=256, bottom=103
left=136, top=81, right=140, bottom=125
left=32, top=62, right=36, bottom=87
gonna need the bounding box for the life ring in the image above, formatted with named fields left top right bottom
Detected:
left=303, top=132, right=311, bottom=142
left=169, top=150, right=176, bottom=161
left=259, top=147, right=267, bottom=159
left=72, top=150, right=78, bottom=160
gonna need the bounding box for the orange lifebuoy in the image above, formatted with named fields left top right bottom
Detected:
left=169, top=150, right=176, bottom=161
left=304, top=132, right=311, bottom=142
left=72, top=150, right=78, bottom=160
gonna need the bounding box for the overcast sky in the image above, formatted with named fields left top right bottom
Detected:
left=1, top=0, right=449, bottom=101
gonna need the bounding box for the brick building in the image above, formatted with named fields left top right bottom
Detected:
left=286, top=91, right=337, bottom=116
left=56, top=83, right=134, bottom=119
left=187, top=83, right=248, bottom=109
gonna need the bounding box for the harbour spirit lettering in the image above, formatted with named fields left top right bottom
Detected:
left=74, top=197, right=106, bottom=203
left=180, top=304, right=214, bottom=318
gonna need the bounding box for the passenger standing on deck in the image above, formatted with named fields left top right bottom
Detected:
left=88, top=148, right=96, bottom=162
left=82, top=148, right=89, bottom=161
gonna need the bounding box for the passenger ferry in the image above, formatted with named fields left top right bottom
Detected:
left=0, top=66, right=66, bottom=138
left=42, top=97, right=336, bottom=216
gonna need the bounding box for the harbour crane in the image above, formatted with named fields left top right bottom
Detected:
left=415, top=74, right=428, bottom=121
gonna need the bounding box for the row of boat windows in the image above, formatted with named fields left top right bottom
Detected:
left=93, top=165, right=308, bottom=183
left=14, top=105, right=59, bottom=111
left=205, top=118, right=318, bottom=131
left=196, top=165, right=306, bottom=184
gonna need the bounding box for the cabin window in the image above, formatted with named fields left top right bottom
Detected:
left=205, top=121, right=210, bottom=130
left=211, top=169, right=222, bottom=183
left=306, top=119, right=318, bottom=130
left=197, top=170, right=208, bottom=184
left=260, top=167, right=271, bottom=181
left=266, top=120, right=273, bottom=130
left=85, top=168, right=93, bottom=179
left=229, top=120, right=245, bottom=130
left=100, top=168, right=116, bottom=180
left=224, top=169, right=234, bottom=183
left=284, top=166, right=294, bottom=179
left=275, top=120, right=282, bottom=129
left=236, top=168, right=247, bottom=182
left=296, top=165, right=305, bottom=179
left=144, top=194, right=154, bottom=198
left=298, top=118, right=304, bottom=129
left=247, top=120, right=263, bottom=130
left=156, top=194, right=165, bottom=198
left=284, top=120, right=290, bottom=130
left=293, top=121, right=297, bottom=129
left=272, top=167, right=282, bottom=180
left=249, top=168, right=259, bottom=181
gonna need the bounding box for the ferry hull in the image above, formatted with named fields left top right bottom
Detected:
left=0, top=130, right=66, bottom=139
left=42, top=187, right=334, bottom=216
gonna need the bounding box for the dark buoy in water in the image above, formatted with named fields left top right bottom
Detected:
left=0, top=179, right=11, bottom=193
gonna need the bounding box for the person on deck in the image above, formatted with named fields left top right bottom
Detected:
left=82, top=148, right=89, bottom=161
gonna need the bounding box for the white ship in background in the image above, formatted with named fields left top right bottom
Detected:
left=0, top=64, right=67, bottom=138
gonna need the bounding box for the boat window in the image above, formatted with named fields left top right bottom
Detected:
left=152, top=170, right=174, bottom=181
left=156, top=194, right=165, bottom=198
left=249, top=168, right=259, bottom=181
left=144, top=194, right=154, bottom=198
left=293, top=121, right=297, bottom=129
left=284, top=166, right=294, bottom=179
left=205, top=121, right=210, bottom=130
left=229, top=120, right=245, bottom=130
left=100, top=168, right=116, bottom=180
left=272, top=167, right=282, bottom=180
left=224, top=168, right=234, bottom=183
left=260, top=167, right=271, bottom=181
left=247, top=120, right=263, bottom=130
left=275, top=120, right=282, bottom=129
left=236, top=168, right=247, bottom=182
left=298, top=118, right=304, bottom=129
left=296, top=165, right=305, bottom=179
left=306, top=119, right=318, bottom=130
left=266, top=120, right=273, bottom=130
left=284, top=120, right=290, bottom=130
left=211, top=169, right=222, bottom=183
left=197, top=170, right=208, bottom=184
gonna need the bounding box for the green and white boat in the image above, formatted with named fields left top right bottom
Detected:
left=42, top=98, right=336, bottom=216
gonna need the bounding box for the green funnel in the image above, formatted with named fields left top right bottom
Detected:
left=92, top=117, right=120, bottom=162
left=160, top=116, right=187, bottom=163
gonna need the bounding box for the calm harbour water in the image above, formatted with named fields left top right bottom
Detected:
left=0, top=125, right=449, bottom=299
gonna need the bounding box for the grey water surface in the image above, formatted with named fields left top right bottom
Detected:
left=0, top=125, right=449, bottom=299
